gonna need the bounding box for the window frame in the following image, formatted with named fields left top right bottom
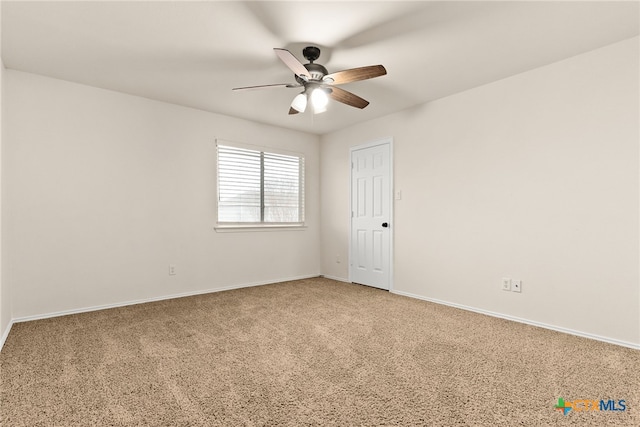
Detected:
left=215, top=140, right=306, bottom=231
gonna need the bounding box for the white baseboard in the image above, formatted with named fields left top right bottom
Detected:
left=9, top=274, right=321, bottom=326
left=319, top=274, right=350, bottom=283
left=391, top=290, right=640, bottom=351
left=0, top=319, right=14, bottom=353
left=6, top=277, right=637, bottom=352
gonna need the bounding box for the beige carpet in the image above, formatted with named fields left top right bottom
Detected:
left=1, top=277, right=638, bottom=426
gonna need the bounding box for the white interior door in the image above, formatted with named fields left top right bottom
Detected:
left=350, top=141, right=392, bottom=290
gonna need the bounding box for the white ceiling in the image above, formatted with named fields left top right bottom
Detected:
left=2, top=1, right=638, bottom=135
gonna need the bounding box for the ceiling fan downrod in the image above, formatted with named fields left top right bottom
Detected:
left=295, top=46, right=328, bottom=83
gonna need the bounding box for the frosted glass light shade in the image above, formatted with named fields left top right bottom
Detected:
left=290, top=93, right=307, bottom=113
left=310, top=88, right=329, bottom=114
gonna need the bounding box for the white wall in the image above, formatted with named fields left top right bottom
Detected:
left=2, top=36, right=638, bottom=350
left=0, top=1, right=10, bottom=346
left=321, top=37, right=640, bottom=346
left=4, top=70, right=320, bottom=319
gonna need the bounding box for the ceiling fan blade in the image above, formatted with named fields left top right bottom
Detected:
left=288, top=107, right=300, bottom=115
left=232, top=83, right=294, bottom=91
left=274, top=48, right=310, bottom=80
left=329, top=86, right=370, bottom=109
left=324, top=65, right=387, bottom=85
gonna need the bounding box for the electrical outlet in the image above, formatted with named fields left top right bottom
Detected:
left=336, top=254, right=341, bottom=264
left=502, top=278, right=511, bottom=291
left=512, top=280, right=522, bottom=293
left=169, top=264, right=176, bottom=275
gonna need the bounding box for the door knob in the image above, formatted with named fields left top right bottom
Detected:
left=382, top=222, right=389, bottom=228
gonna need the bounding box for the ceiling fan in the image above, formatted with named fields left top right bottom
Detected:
left=232, top=46, right=387, bottom=115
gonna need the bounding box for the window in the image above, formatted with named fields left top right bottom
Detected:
left=217, top=142, right=305, bottom=226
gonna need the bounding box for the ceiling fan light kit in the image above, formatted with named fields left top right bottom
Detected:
left=233, top=46, right=387, bottom=116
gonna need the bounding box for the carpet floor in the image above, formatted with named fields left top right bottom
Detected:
left=1, top=277, right=638, bottom=426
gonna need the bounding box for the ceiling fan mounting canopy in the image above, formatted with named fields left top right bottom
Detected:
left=232, top=45, right=387, bottom=115
left=302, top=46, right=321, bottom=62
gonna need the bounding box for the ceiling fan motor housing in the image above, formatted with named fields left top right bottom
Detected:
left=297, top=62, right=328, bottom=83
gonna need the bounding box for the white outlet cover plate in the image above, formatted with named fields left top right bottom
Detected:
left=502, top=278, right=511, bottom=291
left=512, top=280, right=522, bottom=292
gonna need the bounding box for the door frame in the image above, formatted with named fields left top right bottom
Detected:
left=348, top=137, right=394, bottom=291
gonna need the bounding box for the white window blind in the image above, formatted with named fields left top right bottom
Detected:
left=217, top=144, right=305, bottom=224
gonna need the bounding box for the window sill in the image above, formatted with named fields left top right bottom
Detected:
left=214, top=224, right=307, bottom=233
